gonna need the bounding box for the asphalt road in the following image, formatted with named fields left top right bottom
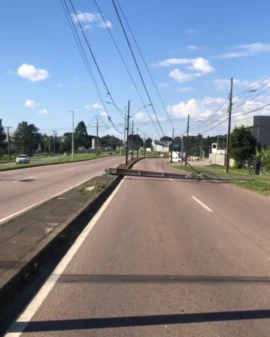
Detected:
left=0, top=156, right=123, bottom=224
left=4, top=158, right=270, bottom=337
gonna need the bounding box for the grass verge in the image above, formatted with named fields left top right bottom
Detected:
left=173, top=164, right=270, bottom=196
left=0, top=153, right=123, bottom=171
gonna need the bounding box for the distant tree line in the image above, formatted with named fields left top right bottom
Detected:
left=0, top=119, right=124, bottom=157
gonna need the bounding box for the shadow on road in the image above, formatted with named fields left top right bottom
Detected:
left=57, top=274, right=270, bottom=285
left=10, top=309, right=270, bottom=333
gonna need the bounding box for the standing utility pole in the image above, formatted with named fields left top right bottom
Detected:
left=125, top=100, right=130, bottom=165
left=123, top=107, right=126, bottom=156
left=226, top=78, right=233, bottom=173
left=70, top=111, right=75, bottom=160
left=170, top=128, right=174, bottom=163
left=131, top=120, right=134, bottom=160
left=6, top=127, right=12, bottom=160
left=136, top=128, right=139, bottom=158
left=185, top=114, right=190, bottom=166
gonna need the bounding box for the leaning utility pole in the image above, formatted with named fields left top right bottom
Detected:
left=131, top=120, right=134, bottom=160
left=170, top=128, right=174, bottom=163
left=125, top=100, right=130, bottom=165
left=185, top=114, right=190, bottom=166
left=226, top=78, right=233, bottom=173
left=6, top=127, right=12, bottom=160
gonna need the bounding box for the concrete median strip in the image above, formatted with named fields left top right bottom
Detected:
left=0, top=158, right=143, bottom=319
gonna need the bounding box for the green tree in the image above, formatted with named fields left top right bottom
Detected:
left=0, top=119, right=7, bottom=155
left=230, top=125, right=258, bottom=168
left=75, top=121, right=90, bottom=149
left=61, top=132, right=72, bottom=152
left=101, top=135, right=121, bottom=150
left=160, top=136, right=172, bottom=142
left=145, top=138, right=153, bottom=148
left=128, top=134, right=143, bottom=150
left=13, top=122, right=41, bottom=155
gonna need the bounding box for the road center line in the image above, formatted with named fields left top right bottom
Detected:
left=192, top=196, right=213, bottom=212
left=4, top=179, right=125, bottom=337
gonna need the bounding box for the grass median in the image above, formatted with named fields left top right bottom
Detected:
left=173, top=164, right=270, bottom=196
left=0, top=153, right=123, bottom=171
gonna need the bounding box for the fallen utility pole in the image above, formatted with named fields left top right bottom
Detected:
left=185, top=114, right=190, bottom=166
left=226, top=78, right=233, bottom=173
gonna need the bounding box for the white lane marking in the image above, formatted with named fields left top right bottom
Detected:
left=4, top=179, right=125, bottom=337
left=169, top=178, right=173, bottom=181
left=67, top=168, right=75, bottom=171
left=21, top=176, right=36, bottom=181
left=0, top=175, right=96, bottom=225
left=192, top=196, right=213, bottom=212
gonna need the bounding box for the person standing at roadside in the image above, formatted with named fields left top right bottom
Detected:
left=255, top=157, right=261, bottom=175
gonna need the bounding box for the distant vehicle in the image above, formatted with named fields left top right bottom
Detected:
left=16, top=154, right=30, bottom=164
left=171, top=157, right=182, bottom=163
left=171, top=151, right=183, bottom=163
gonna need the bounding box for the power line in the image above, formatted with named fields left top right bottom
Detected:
left=68, top=0, right=124, bottom=119
left=232, top=103, right=270, bottom=119
left=115, top=0, right=174, bottom=129
left=62, top=0, right=123, bottom=134
left=92, top=0, right=158, bottom=129
left=112, top=0, right=164, bottom=137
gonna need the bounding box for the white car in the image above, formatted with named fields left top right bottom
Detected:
left=171, top=157, right=182, bottom=163
left=16, top=154, right=30, bottom=164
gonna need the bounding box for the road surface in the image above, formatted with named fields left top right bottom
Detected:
left=4, top=158, right=270, bottom=337
left=0, top=156, right=123, bottom=224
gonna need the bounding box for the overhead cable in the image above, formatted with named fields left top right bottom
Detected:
left=112, top=0, right=164, bottom=137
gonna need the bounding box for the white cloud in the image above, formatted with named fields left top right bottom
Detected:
left=100, top=111, right=108, bottom=117
left=135, top=111, right=166, bottom=122
left=71, top=11, right=98, bottom=23
left=177, top=87, right=195, bottom=92
left=185, top=29, right=195, bottom=35
left=38, top=109, right=48, bottom=114
left=25, top=99, right=40, bottom=109
left=153, top=57, right=214, bottom=73
left=167, top=97, right=227, bottom=119
left=98, top=20, right=112, bottom=29
left=85, top=103, right=104, bottom=110
left=169, top=69, right=201, bottom=82
left=71, top=11, right=112, bottom=29
left=220, top=43, right=270, bottom=58
left=158, top=83, right=168, bottom=88
left=188, top=57, right=214, bottom=74
left=213, top=78, right=250, bottom=90
left=17, top=64, right=49, bottom=82
left=187, top=45, right=199, bottom=50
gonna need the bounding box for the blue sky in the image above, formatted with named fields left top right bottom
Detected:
left=1, top=0, right=270, bottom=139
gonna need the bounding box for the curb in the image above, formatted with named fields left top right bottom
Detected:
left=0, top=157, right=143, bottom=314
left=0, top=155, right=123, bottom=172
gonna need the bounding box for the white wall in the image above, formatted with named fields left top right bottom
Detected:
left=154, top=144, right=169, bottom=152
left=209, top=153, right=235, bottom=167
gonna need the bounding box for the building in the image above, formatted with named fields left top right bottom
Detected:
left=153, top=141, right=169, bottom=152
left=252, top=115, right=270, bottom=147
